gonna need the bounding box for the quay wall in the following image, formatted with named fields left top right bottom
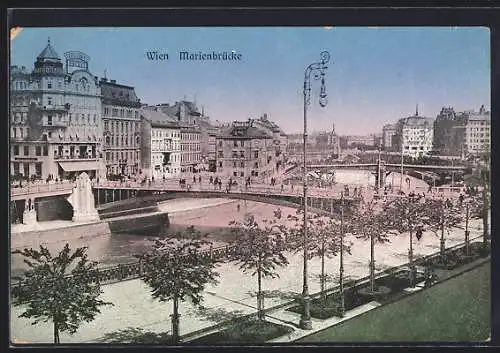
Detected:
left=11, top=212, right=170, bottom=250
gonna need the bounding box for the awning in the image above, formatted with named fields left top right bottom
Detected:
left=58, top=161, right=102, bottom=172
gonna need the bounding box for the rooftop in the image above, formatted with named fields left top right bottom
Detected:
left=36, top=38, right=60, bottom=61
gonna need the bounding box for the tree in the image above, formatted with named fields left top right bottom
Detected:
left=229, top=211, right=289, bottom=321
left=286, top=206, right=351, bottom=304
left=383, top=195, right=442, bottom=287
left=426, top=198, right=463, bottom=263
left=11, top=244, right=113, bottom=344
left=349, top=199, right=389, bottom=293
left=138, top=226, right=221, bottom=344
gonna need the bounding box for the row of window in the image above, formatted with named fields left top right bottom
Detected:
left=105, top=135, right=140, bottom=147
left=217, top=150, right=261, bottom=159
left=12, top=144, right=49, bottom=157
left=153, top=130, right=180, bottom=138
left=181, top=133, right=201, bottom=141
left=181, top=153, right=202, bottom=163
left=11, top=127, right=29, bottom=139
left=104, top=120, right=140, bottom=133
left=105, top=151, right=140, bottom=163
left=12, top=162, right=42, bottom=177
left=181, top=144, right=201, bottom=151
left=103, top=107, right=139, bottom=119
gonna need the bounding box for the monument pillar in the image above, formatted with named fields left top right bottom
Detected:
left=22, top=198, right=38, bottom=227
left=67, top=172, right=100, bottom=222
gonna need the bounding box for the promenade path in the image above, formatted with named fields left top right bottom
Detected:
left=10, top=214, right=486, bottom=343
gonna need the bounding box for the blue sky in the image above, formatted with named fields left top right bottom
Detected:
left=10, top=27, right=490, bottom=134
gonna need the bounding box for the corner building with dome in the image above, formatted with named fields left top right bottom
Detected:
left=10, top=39, right=106, bottom=181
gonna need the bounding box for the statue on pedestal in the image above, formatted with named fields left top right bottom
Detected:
left=67, top=172, right=99, bottom=222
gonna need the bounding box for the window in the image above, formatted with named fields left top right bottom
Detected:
left=43, top=145, right=48, bottom=156
left=104, top=121, right=109, bottom=130
left=24, top=145, right=29, bottom=156
left=35, top=146, right=41, bottom=156
left=12, top=127, right=16, bottom=138
left=13, top=162, right=19, bottom=175
left=233, top=171, right=238, bottom=177
left=120, top=109, right=124, bottom=118
left=254, top=162, right=259, bottom=168
left=233, top=140, right=238, bottom=147
left=13, top=145, right=19, bottom=155
left=240, top=172, right=244, bottom=177
left=218, top=151, right=224, bottom=158
left=35, top=162, right=42, bottom=176
left=112, top=108, right=118, bottom=116
left=218, top=141, right=223, bottom=147
left=219, top=162, right=223, bottom=167
left=47, top=82, right=52, bottom=89
left=47, top=97, right=52, bottom=105
left=233, top=161, right=237, bottom=168
left=241, top=140, right=244, bottom=147
left=240, top=161, right=245, bottom=168
left=94, top=114, right=97, bottom=124
left=240, top=151, right=245, bottom=158
left=254, top=151, right=259, bottom=158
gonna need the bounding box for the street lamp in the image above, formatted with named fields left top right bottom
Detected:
left=301, top=50, right=330, bottom=330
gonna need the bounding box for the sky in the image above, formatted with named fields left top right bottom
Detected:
left=10, top=27, right=490, bottom=135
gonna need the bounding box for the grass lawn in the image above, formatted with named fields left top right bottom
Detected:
left=187, top=319, right=293, bottom=344
left=298, top=262, right=490, bottom=342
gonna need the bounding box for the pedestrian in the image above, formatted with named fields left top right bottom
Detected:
left=237, top=203, right=241, bottom=212
left=291, top=184, right=294, bottom=191
left=219, top=180, right=222, bottom=190
left=281, top=184, right=284, bottom=192
left=416, top=227, right=423, bottom=241
left=209, top=175, right=213, bottom=184
left=199, top=176, right=201, bottom=183
left=459, top=193, right=464, bottom=206
left=193, top=175, right=196, bottom=183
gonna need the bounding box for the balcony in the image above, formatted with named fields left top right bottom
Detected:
left=38, top=103, right=71, bottom=112
left=54, top=155, right=98, bottom=161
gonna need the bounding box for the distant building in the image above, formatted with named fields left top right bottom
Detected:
left=314, top=124, right=341, bottom=157
left=140, top=109, right=181, bottom=179
left=215, top=121, right=274, bottom=182
left=394, top=108, right=434, bottom=158
left=249, top=114, right=288, bottom=171
left=459, top=105, right=491, bottom=157
left=100, top=78, right=142, bottom=176
left=382, top=124, right=397, bottom=150
left=10, top=39, right=105, bottom=180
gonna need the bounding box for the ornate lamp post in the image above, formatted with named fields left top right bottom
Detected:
left=300, top=51, right=330, bottom=330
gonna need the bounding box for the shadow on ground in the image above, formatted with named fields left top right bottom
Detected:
left=96, top=327, right=173, bottom=344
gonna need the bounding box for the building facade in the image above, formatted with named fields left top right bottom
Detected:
left=10, top=39, right=105, bottom=180
left=395, top=113, right=434, bottom=158
left=100, top=78, right=142, bottom=177
left=215, top=121, right=274, bottom=182
left=382, top=124, right=396, bottom=150
left=180, top=125, right=202, bottom=173
left=459, top=105, right=491, bottom=157
left=140, top=109, right=181, bottom=179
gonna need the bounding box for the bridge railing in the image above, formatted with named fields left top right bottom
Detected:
left=10, top=182, right=75, bottom=196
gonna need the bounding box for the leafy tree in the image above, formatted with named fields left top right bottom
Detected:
left=426, top=198, right=463, bottom=262
left=229, top=211, right=289, bottom=321
left=286, top=207, right=352, bottom=303
left=11, top=244, right=113, bottom=344
left=138, top=226, right=221, bottom=344
left=349, top=199, right=389, bottom=293
left=383, top=195, right=442, bottom=287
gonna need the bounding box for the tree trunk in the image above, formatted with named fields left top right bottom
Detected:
left=409, top=227, right=415, bottom=288
left=53, top=321, right=60, bottom=344
left=482, top=186, right=488, bottom=244
left=370, top=232, right=375, bottom=292
left=171, top=295, right=180, bottom=344
left=320, top=238, right=326, bottom=303
left=257, top=264, right=264, bottom=321
left=465, top=203, right=470, bottom=256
